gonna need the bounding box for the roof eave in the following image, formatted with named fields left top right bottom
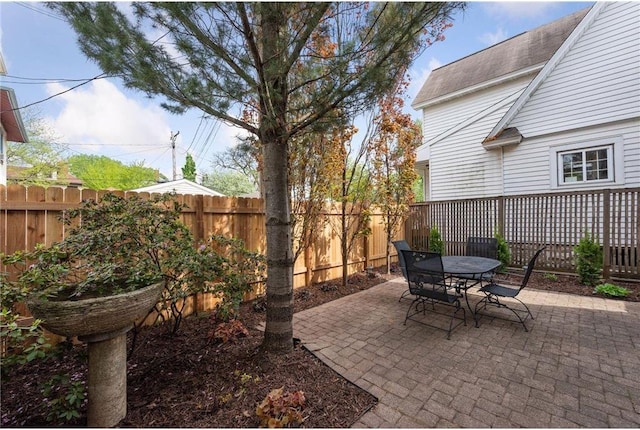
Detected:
left=0, top=87, right=29, bottom=143
left=411, top=64, right=543, bottom=111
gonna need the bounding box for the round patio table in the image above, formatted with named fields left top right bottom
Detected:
left=441, top=256, right=501, bottom=321
left=441, top=256, right=501, bottom=276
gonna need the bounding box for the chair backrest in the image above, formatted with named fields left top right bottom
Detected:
left=520, top=246, right=547, bottom=291
left=401, top=250, right=445, bottom=291
left=466, top=237, right=498, bottom=259
left=392, top=240, right=411, bottom=279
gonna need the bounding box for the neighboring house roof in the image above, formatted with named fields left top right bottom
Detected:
left=132, top=179, right=225, bottom=196
left=1, top=86, right=28, bottom=143
left=7, top=165, right=83, bottom=187
left=239, top=190, right=261, bottom=198
left=411, top=7, right=590, bottom=109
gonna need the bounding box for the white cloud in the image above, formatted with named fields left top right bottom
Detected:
left=47, top=79, right=172, bottom=166
left=482, top=2, right=560, bottom=21
left=479, top=27, right=509, bottom=46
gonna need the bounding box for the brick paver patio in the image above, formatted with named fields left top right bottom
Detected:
left=293, top=277, right=640, bottom=428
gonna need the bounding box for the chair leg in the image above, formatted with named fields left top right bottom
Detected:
left=446, top=303, right=466, bottom=340
left=474, top=296, right=488, bottom=327
left=514, top=297, right=534, bottom=321
left=404, top=297, right=423, bottom=325
left=475, top=293, right=532, bottom=331
left=399, top=288, right=412, bottom=302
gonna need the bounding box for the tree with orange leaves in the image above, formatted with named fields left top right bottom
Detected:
left=370, top=74, right=421, bottom=273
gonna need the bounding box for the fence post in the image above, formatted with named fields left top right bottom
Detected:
left=404, top=208, right=412, bottom=246
left=364, top=216, right=371, bottom=270
left=497, top=196, right=505, bottom=237
left=193, top=194, right=205, bottom=313
left=304, top=244, right=313, bottom=287
left=602, top=189, right=611, bottom=280
left=194, top=194, right=204, bottom=245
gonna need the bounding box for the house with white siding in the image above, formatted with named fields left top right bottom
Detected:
left=1, top=53, right=29, bottom=186
left=133, top=179, right=224, bottom=196
left=412, top=2, right=640, bottom=202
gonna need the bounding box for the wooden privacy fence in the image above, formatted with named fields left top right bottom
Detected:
left=405, top=188, right=640, bottom=280
left=0, top=184, right=396, bottom=292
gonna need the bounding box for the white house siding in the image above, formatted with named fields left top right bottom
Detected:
left=429, top=100, right=510, bottom=200
left=419, top=76, right=532, bottom=147
left=419, top=77, right=531, bottom=200
left=503, top=120, right=640, bottom=195
left=509, top=2, right=640, bottom=137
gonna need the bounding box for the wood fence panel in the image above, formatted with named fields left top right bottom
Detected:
left=45, top=187, right=65, bottom=246
left=4, top=185, right=27, bottom=260
left=26, top=187, right=46, bottom=252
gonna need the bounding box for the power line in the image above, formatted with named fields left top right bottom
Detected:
left=186, top=114, right=206, bottom=153
left=16, top=2, right=66, bottom=21
left=0, top=73, right=109, bottom=114
left=2, top=74, right=112, bottom=84
left=57, top=142, right=162, bottom=147
left=3, top=11, right=169, bottom=115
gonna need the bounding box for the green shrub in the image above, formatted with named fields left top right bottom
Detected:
left=41, top=373, right=86, bottom=423
left=145, top=233, right=266, bottom=334
left=494, top=231, right=510, bottom=272
left=428, top=225, right=444, bottom=255
left=594, top=283, right=629, bottom=298
left=543, top=272, right=558, bottom=282
left=574, top=232, right=602, bottom=286
left=0, top=269, right=52, bottom=377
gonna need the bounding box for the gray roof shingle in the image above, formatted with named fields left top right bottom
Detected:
left=412, top=7, right=590, bottom=108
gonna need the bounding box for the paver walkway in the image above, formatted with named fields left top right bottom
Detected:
left=293, top=277, right=640, bottom=428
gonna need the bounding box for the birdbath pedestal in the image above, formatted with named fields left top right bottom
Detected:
left=27, top=282, right=163, bottom=428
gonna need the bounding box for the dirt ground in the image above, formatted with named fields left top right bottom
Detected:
left=1, top=266, right=638, bottom=427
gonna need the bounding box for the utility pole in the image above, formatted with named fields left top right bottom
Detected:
left=170, top=131, right=180, bottom=180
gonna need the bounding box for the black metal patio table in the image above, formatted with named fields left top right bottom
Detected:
left=416, top=256, right=501, bottom=320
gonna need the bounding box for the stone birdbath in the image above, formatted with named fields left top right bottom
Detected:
left=28, top=282, right=164, bottom=427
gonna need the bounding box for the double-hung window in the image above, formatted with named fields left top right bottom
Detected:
left=558, top=145, right=613, bottom=184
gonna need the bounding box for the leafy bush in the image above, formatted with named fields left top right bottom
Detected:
left=256, top=387, right=306, bottom=428
left=594, top=283, right=629, bottom=298
left=149, top=233, right=266, bottom=334
left=543, top=272, right=558, bottom=282
left=3, top=193, right=195, bottom=301
left=204, top=235, right=267, bottom=321
left=494, top=231, right=510, bottom=272
left=0, top=270, right=51, bottom=377
left=428, top=225, right=444, bottom=255
left=574, top=232, right=602, bottom=286
left=41, top=373, right=86, bottom=423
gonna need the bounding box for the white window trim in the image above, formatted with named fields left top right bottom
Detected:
left=549, top=136, right=624, bottom=189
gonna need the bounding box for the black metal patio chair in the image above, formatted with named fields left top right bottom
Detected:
left=457, top=237, right=499, bottom=288
left=392, top=240, right=412, bottom=301
left=401, top=250, right=466, bottom=339
left=474, top=246, right=546, bottom=331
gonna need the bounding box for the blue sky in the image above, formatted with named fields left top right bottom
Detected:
left=1, top=1, right=593, bottom=179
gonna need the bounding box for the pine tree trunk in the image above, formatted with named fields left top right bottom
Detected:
left=261, top=133, right=294, bottom=353
left=259, top=4, right=294, bottom=353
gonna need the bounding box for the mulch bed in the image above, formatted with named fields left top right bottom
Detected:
left=1, top=266, right=638, bottom=427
